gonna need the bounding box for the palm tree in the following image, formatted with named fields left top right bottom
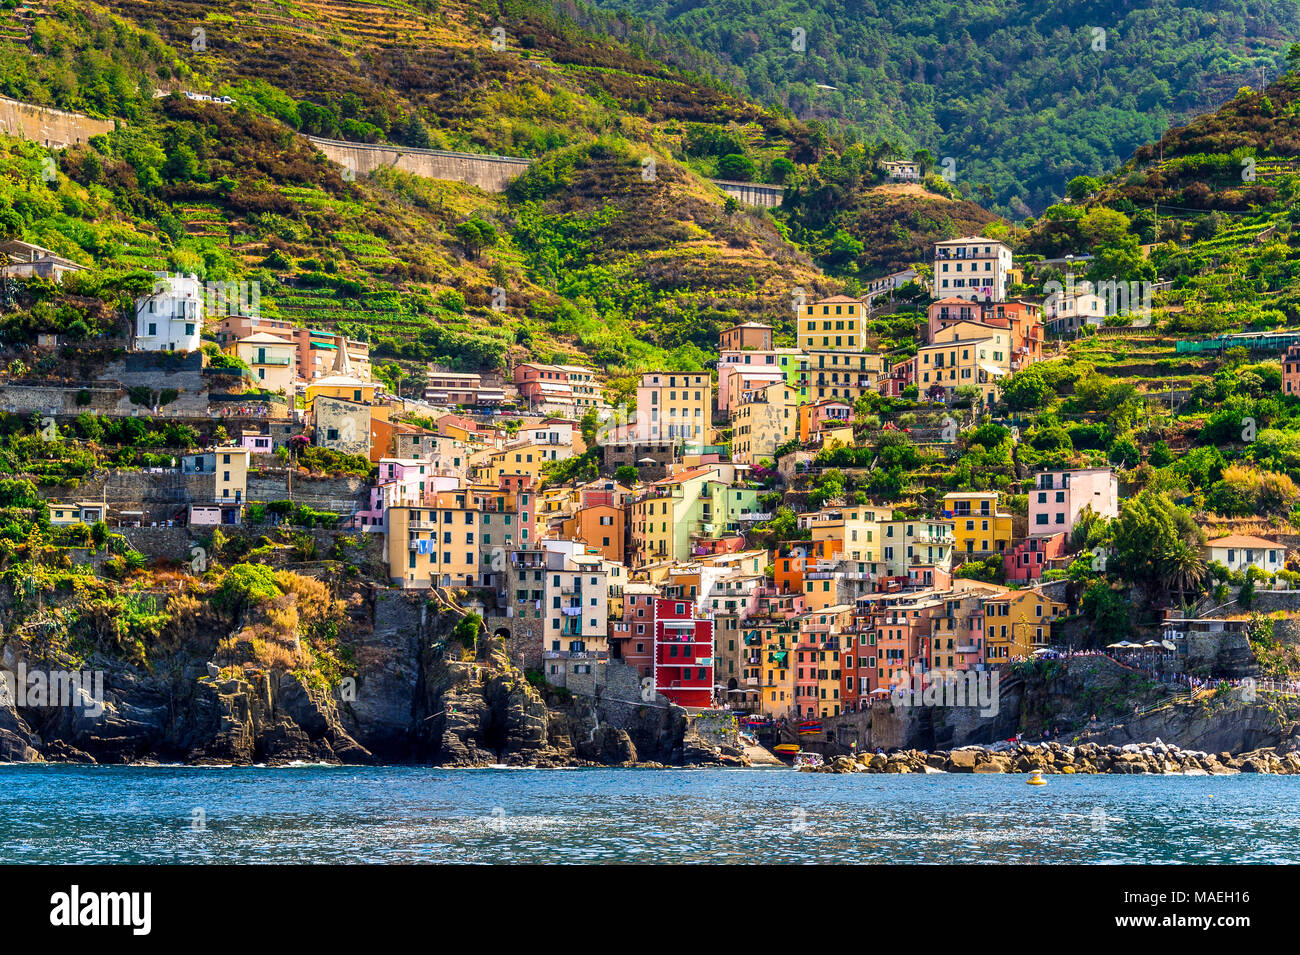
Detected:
left=1163, top=540, right=1207, bottom=605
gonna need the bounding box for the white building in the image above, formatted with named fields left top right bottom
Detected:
left=135, top=273, right=203, bottom=352
left=932, top=238, right=1013, bottom=303
left=882, top=160, right=922, bottom=181
left=1044, top=284, right=1107, bottom=336
left=1204, top=535, right=1285, bottom=576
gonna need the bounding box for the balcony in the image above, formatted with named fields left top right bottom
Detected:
left=560, top=605, right=582, bottom=616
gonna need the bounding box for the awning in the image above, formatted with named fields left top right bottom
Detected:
left=978, top=363, right=1007, bottom=377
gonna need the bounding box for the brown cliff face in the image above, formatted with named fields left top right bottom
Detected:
left=418, top=637, right=558, bottom=766
left=0, top=587, right=728, bottom=767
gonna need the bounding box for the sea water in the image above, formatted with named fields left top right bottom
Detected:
left=0, top=764, right=1295, bottom=864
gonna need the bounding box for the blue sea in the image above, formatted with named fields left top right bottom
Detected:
left=1, top=764, right=1297, bottom=863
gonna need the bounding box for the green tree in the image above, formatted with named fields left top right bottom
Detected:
left=716, top=153, right=756, bottom=181
left=1110, top=491, right=1203, bottom=594
left=1066, top=175, right=1102, bottom=201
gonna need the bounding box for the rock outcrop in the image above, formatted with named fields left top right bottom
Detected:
left=804, top=740, right=1300, bottom=775
left=0, top=588, right=738, bottom=768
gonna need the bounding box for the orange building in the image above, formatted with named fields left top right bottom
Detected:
left=719, top=322, right=773, bottom=352
left=559, top=503, right=626, bottom=564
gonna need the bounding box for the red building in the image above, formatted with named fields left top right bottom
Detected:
left=1004, top=532, right=1068, bottom=583
left=513, top=362, right=575, bottom=410
left=652, top=596, right=714, bottom=708
left=610, top=585, right=658, bottom=678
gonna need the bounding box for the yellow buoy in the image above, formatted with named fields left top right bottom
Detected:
left=1027, top=771, right=1046, bottom=786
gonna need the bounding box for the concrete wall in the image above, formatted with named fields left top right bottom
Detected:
left=306, top=135, right=783, bottom=205
left=122, top=523, right=387, bottom=571
left=246, top=470, right=370, bottom=512
left=39, top=468, right=368, bottom=523
left=307, top=136, right=531, bottom=192
left=0, top=383, right=122, bottom=415
left=313, top=397, right=371, bottom=457
left=712, top=179, right=783, bottom=209
left=0, top=95, right=115, bottom=148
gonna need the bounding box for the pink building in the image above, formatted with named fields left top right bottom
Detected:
left=801, top=398, right=851, bottom=439
left=213, top=315, right=369, bottom=382
left=717, top=354, right=787, bottom=409
left=514, top=363, right=575, bottom=410
left=1285, top=344, right=1300, bottom=396
left=1029, top=468, right=1118, bottom=536
left=240, top=430, right=274, bottom=454
left=350, top=459, right=457, bottom=531
left=1004, top=532, right=1068, bottom=583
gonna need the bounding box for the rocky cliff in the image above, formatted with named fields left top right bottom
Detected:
left=0, top=580, right=729, bottom=768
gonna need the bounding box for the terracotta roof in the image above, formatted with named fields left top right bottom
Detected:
left=1205, top=535, right=1282, bottom=549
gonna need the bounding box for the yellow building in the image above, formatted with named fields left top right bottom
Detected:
left=213, top=447, right=250, bottom=504
left=800, top=295, right=866, bottom=352
left=806, top=350, right=886, bottom=404
left=807, top=505, right=890, bottom=563
left=387, top=492, right=484, bottom=589
left=752, top=620, right=797, bottom=717
left=47, top=501, right=106, bottom=526
left=731, top=381, right=798, bottom=465
left=943, top=491, right=1014, bottom=559
left=636, top=371, right=712, bottom=444
left=306, top=374, right=378, bottom=408
left=983, top=589, right=1067, bottom=663
left=472, top=441, right=573, bottom=486
left=229, top=332, right=297, bottom=396
left=916, top=321, right=1011, bottom=405
left=627, top=485, right=676, bottom=568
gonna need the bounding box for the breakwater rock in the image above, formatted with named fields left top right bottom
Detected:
left=803, top=740, right=1300, bottom=775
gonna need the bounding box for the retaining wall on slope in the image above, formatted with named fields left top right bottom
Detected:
left=307, top=135, right=531, bottom=192
left=0, top=95, right=115, bottom=148
left=306, top=135, right=784, bottom=205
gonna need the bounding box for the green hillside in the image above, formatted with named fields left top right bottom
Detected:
left=0, top=0, right=869, bottom=386
left=558, top=0, right=1300, bottom=217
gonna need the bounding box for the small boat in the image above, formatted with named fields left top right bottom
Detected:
left=1026, top=770, right=1046, bottom=786
left=773, top=743, right=801, bottom=757
left=793, top=752, right=823, bottom=769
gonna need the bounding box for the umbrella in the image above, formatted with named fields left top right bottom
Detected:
left=1106, top=642, right=1126, bottom=649
left=1161, top=640, right=1177, bottom=651
left=1032, top=648, right=1053, bottom=655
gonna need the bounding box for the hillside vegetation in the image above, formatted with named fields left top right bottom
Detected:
left=0, top=0, right=868, bottom=385
left=559, top=0, right=1300, bottom=216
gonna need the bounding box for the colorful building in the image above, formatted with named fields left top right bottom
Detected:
left=636, top=371, right=712, bottom=444
left=652, top=596, right=714, bottom=708
left=1029, top=468, right=1118, bottom=536
left=943, top=491, right=1014, bottom=559
left=932, top=237, right=1013, bottom=303
left=983, top=588, right=1066, bottom=663
left=800, top=295, right=867, bottom=352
